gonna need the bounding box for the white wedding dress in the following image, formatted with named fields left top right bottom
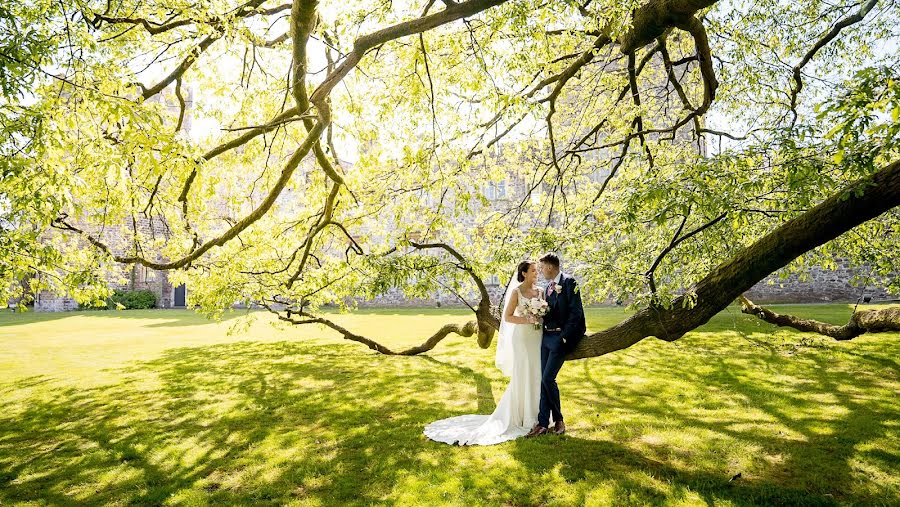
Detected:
left=424, top=287, right=543, bottom=445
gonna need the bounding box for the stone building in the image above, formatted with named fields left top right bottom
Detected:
left=34, top=87, right=191, bottom=311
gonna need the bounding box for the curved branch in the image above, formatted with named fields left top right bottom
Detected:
left=285, top=181, right=342, bottom=287
left=53, top=114, right=327, bottom=270
left=698, top=128, right=748, bottom=141
left=658, top=35, right=700, bottom=135
left=570, top=158, right=900, bottom=359
left=739, top=295, right=900, bottom=340
left=90, top=0, right=290, bottom=35
left=173, top=77, right=186, bottom=132
left=139, top=34, right=220, bottom=100
left=626, top=51, right=654, bottom=167
left=542, top=33, right=612, bottom=108
left=645, top=211, right=728, bottom=293
left=788, top=0, right=879, bottom=125
left=309, top=0, right=509, bottom=105
left=408, top=240, right=500, bottom=346
left=265, top=304, right=480, bottom=355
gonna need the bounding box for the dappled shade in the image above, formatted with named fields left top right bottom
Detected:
left=1, top=308, right=897, bottom=504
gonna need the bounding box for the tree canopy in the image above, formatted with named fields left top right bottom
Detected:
left=1, top=0, right=898, bottom=355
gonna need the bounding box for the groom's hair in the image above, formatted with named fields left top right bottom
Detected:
left=516, top=260, right=533, bottom=282
left=539, top=252, right=560, bottom=268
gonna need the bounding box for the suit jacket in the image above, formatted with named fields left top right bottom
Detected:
left=543, top=273, right=586, bottom=354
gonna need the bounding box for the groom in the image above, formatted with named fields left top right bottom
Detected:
left=527, top=253, right=586, bottom=437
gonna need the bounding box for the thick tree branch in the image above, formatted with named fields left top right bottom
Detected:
left=739, top=295, right=900, bottom=340
left=619, top=0, right=719, bottom=53
left=570, top=158, right=900, bottom=359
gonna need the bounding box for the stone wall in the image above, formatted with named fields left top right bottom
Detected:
left=744, top=261, right=896, bottom=303
left=351, top=263, right=895, bottom=308
left=33, top=291, right=80, bottom=312
left=34, top=267, right=176, bottom=312
left=34, top=262, right=895, bottom=312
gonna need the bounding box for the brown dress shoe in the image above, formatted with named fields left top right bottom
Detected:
left=525, top=425, right=548, bottom=438
left=553, top=421, right=566, bottom=435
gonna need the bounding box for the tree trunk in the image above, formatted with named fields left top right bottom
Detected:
left=569, top=159, right=900, bottom=359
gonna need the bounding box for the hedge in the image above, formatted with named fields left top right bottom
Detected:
left=107, top=289, right=157, bottom=310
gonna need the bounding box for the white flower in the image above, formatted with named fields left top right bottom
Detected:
left=526, top=298, right=548, bottom=317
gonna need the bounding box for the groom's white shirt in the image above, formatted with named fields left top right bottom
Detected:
left=544, top=272, right=563, bottom=296
left=546, top=272, right=562, bottom=290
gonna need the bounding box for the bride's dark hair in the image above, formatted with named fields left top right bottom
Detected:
left=516, top=260, right=533, bottom=282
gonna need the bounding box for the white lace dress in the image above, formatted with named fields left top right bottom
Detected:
left=423, top=288, right=543, bottom=445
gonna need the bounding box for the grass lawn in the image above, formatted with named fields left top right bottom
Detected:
left=0, top=304, right=898, bottom=506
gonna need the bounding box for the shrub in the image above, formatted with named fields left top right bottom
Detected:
left=108, top=289, right=157, bottom=310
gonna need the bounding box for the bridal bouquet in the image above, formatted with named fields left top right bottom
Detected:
left=524, top=298, right=549, bottom=330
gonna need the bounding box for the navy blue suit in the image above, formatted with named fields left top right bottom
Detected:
left=538, top=273, right=586, bottom=427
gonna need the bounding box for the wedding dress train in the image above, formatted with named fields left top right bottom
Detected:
left=424, top=289, right=542, bottom=445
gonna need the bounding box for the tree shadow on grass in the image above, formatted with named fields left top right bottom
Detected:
left=569, top=331, right=899, bottom=505
left=419, top=355, right=497, bottom=414
left=0, top=336, right=896, bottom=505
left=0, top=341, right=490, bottom=505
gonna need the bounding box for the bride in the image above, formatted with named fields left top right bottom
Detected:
left=424, top=260, right=544, bottom=445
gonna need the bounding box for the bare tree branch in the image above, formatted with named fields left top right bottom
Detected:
left=788, top=0, right=879, bottom=126
left=264, top=304, right=480, bottom=355
left=645, top=211, right=728, bottom=294
left=739, top=295, right=900, bottom=340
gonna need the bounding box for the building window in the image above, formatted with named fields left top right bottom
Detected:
left=485, top=180, right=507, bottom=200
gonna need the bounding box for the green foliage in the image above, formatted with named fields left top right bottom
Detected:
left=0, top=1, right=56, bottom=99
left=106, top=289, right=157, bottom=310
left=2, top=0, right=898, bottom=314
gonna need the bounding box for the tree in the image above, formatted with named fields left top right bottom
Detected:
left=2, top=0, right=898, bottom=355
